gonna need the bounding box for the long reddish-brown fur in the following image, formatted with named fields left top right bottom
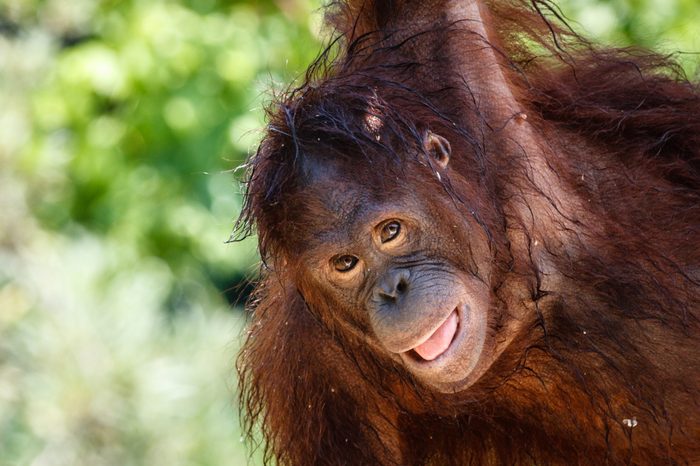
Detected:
left=236, top=1, right=700, bottom=464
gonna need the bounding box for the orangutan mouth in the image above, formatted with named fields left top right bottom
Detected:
left=408, top=308, right=461, bottom=362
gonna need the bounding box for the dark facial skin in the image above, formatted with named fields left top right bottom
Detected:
left=295, top=133, right=495, bottom=393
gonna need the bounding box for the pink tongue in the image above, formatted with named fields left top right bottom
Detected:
left=413, top=310, right=458, bottom=361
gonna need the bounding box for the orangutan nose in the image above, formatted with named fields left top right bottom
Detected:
left=374, top=268, right=410, bottom=304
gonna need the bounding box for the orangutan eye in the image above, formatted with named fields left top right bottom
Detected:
left=380, top=221, right=401, bottom=243
left=333, top=255, right=358, bottom=272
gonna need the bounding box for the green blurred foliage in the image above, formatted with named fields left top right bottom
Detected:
left=0, top=0, right=696, bottom=464
left=0, top=0, right=322, bottom=464
left=558, top=0, right=699, bottom=76
left=2, top=0, right=322, bottom=302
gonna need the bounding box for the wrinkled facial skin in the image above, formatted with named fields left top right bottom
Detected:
left=295, top=158, right=494, bottom=393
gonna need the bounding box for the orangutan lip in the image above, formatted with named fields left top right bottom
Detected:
left=408, top=308, right=460, bottom=362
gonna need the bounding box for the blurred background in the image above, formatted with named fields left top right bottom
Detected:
left=0, top=0, right=696, bottom=464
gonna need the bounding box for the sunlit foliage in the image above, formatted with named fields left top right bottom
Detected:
left=0, top=0, right=321, bottom=464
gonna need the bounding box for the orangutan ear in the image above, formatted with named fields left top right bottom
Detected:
left=423, top=131, right=451, bottom=169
